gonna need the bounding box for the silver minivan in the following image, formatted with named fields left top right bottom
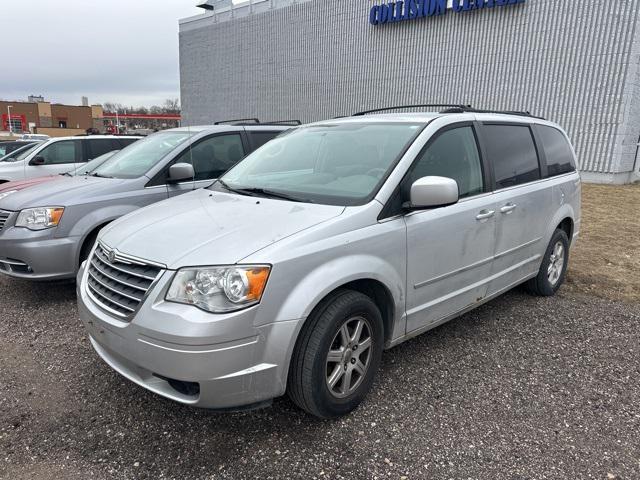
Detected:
left=78, top=108, right=581, bottom=418
left=0, top=125, right=289, bottom=280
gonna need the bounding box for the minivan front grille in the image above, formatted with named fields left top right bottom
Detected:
left=86, top=243, right=163, bottom=319
left=0, top=210, right=10, bottom=231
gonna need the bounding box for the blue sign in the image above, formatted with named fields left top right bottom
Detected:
left=369, top=0, right=526, bottom=26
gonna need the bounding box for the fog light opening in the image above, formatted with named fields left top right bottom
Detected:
left=153, top=374, right=200, bottom=397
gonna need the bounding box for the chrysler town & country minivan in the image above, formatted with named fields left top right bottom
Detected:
left=78, top=108, right=581, bottom=418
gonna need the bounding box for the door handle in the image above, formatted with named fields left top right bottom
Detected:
left=476, top=209, right=495, bottom=221
left=500, top=203, right=517, bottom=214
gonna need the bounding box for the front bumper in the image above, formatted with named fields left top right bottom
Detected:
left=0, top=221, right=80, bottom=280
left=77, top=262, right=301, bottom=409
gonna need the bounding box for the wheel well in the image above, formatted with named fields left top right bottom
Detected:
left=79, top=221, right=111, bottom=264
left=557, top=218, right=574, bottom=244
left=326, top=279, right=395, bottom=345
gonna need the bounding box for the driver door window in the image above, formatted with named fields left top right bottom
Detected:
left=39, top=140, right=80, bottom=165
left=174, top=134, right=245, bottom=181
left=408, top=127, right=484, bottom=198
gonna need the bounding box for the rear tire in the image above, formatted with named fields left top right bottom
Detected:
left=525, top=229, right=569, bottom=296
left=287, top=290, right=384, bottom=418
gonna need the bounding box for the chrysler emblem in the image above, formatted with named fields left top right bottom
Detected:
left=108, top=250, right=116, bottom=263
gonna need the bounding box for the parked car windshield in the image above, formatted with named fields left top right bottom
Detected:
left=92, top=131, right=192, bottom=179
left=65, top=150, right=119, bottom=176
left=217, top=122, right=423, bottom=206
left=1, top=142, right=42, bottom=162
left=0, top=141, right=33, bottom=157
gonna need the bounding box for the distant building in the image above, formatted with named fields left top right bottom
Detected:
left=0, top=100, right=96, bottom=136
left=0, top=100, right=180, bottom=137
left=27, top=95, right=45, bottom=103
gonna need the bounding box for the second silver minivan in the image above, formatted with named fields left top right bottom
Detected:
left=78, top=108, right=581, bottom=418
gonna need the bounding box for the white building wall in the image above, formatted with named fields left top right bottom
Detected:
left=180, top=0, right=640, bottom=183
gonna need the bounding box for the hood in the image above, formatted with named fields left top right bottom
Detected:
left=0, top=175, right=135, bottom=211
left=100, top=189, right=345, bottom=268
left=0, top=175, right=62, bottom=194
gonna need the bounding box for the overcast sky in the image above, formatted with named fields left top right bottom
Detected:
left=1, top=0, right=203, bottom=108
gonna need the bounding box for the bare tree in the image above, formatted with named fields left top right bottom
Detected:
left=103, top=100, right=180, bottom=115
left=162, top=98, right=180, bottom=114
left=103, top=102, right=126, bottom=114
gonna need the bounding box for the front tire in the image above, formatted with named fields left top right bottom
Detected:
left=525, top=229, right=570, bottom=296
left=287, top=290, right=384, bottom=418
left=79, top=229, right=99, bottom=266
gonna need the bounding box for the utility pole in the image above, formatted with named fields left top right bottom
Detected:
left=7, top=105, right=13, bottom=135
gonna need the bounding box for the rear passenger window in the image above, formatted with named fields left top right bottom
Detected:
left=484, top=125, right=540, bottom=189
left=408, top=127, right=484, bottom=198
left=248, top=131, right=281, bottom=150
left=39, top=140, right=79, bottom=164
left=118, top=137, right=140, bottom=148
left=538, top=126, right=576, bottom=177
left=88, top=139, right=119, bottom=160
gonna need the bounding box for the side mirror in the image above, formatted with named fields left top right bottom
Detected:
left=30, top=156, right=46, bottom=166
left=167, top=162, right=195, bottom=183
left=408, top=176, right=459, bottom=209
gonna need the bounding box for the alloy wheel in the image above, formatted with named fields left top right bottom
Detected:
left=325, top=316, right=373, bottom=399
left=547, top=241, right=565, bottom=286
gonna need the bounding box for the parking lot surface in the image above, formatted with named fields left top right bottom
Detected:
left=1, top=276, right=638, bottom=480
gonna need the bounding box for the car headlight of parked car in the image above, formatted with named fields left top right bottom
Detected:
left=166, top=265, right=271, bottom=313
left=0, top=190, right=18, bottom=200
left=15, top=207, right=65, bottom=230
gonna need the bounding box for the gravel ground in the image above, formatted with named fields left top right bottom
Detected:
left=0, top=277, right=638, bottom=480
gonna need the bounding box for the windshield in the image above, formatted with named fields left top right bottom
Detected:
left=92, top=131, right=192, bottom=179
left=67, top=150, right=118, bottom=176
left=1, top=143, right=41, bottom=162
left=217, top=122, right=424, bottom=206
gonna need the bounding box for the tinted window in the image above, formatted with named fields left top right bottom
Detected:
left=174, top=134, right=245, bottom=181
left=87, top=139, right=118, bottom=160
left=39, top=140, right=80, bottom=164
left=408, top=127, right=484, bottom=199
left=118, top=137, right=140, bottom=148
left=248, top=131, right=281, bottom=150
left=484, top=125, right=540, bottom=189
left=538, top=126, right=576, bottom=177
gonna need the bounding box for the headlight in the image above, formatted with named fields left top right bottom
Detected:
left=15, top=207, right=65, bottom=230
left=0, top=190, right=18, bottom=200
left=166, top=265, right=271, bottom=313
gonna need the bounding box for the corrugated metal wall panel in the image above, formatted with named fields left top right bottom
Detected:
left=180, top=0, right=640, bottom=178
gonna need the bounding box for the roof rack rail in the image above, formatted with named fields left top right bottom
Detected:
left=440, top=106, right=545, bottom=120
left=473, top=108, right=545, bottom=120
left=353, top=104, right=472, bottom=116
left=263, top=120, right=302, bottom=126
left=214, top=118, right=260, bottom=125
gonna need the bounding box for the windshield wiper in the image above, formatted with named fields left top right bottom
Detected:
left=91, top=172, right=113, bottom=178
left=217, top=180, right=312, bottom=203
left=60, top=172, right=73, bottom=176
left=234, top=187, right=312, bottom=203
left=217, top=179, right=247, bottom=196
